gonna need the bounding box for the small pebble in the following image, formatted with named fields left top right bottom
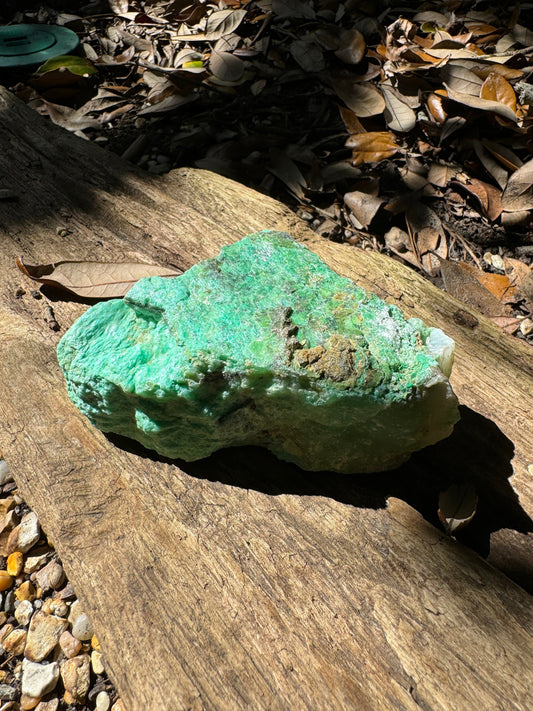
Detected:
left=15, top=580, right=36, bottom=602
left=20, top=694, right=41, bottom=710
left=14, top=599, right=34, bottom=626
left=7, top=551, right=23, bottom=577
left=0, top=459, right=13, bottom=485
left=96, top=690, right=111, bottom=711
left=0, top=682, right=17, bottom=700
left=71, top=612, right=93, bottom=641
left=0, top=570, right=13, bottom=592
left=41, top=598, right=68, bottom=618
left=67, top=600, right=82, bottom=625
left=25, top=610, right=69, bottom=662
left=0, top=623, right=14, bottom=642
left=60, top=653, right=91, bottom=704
left=91, top=650, right=105, bottom=675
left=21, top=659, right=60, bottom=698
left=35, top=698, right=59, bottom=711
left=520, top=317, right=533, bottom=336
left=111, top=699, right=127, bottom=711
left=2, top=628, right=27, bottom=655
left=491, top=253, right=505, bottom=271
left=10, top=512, right=40, bottom=553
left=91, top=634, right=100, bottom=651
left=34, top=560, right=64, bottom=592
left=156, top=153, right=170, bottom=164
left=59, top=630, right=82, bottom=659
left=35, top=699, right=59, bottom=711
left=24, top=551, right=50, bottom=575
left=4, top=590, right=15, bottom=612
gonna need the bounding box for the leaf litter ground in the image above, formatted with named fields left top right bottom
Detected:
left=3, top=0, right=533, bottom=338
left=1, top=2, right=533, bottom=709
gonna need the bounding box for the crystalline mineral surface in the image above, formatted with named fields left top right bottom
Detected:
left=57, top=231, right=460, bottom=473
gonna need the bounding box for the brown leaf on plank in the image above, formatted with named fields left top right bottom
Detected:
left=346, top=132, right=399, bottom=165
left=16, top=258, right=179, bottom=299
left=480, top=72, right=517, bottom=113
left=438, top=483, right=478, bottom=535
left=451, top=177, right=502, bottom=221
left=489, top=316, right=522, bottom=334
left=440, top=259, right=511, bottom=317
left=461, top=262, right=521, bottom=304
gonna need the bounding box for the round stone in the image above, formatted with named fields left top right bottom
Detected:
left=71, top=613, right=93, bottom=641
left=96, top=691, right=111, bottom=711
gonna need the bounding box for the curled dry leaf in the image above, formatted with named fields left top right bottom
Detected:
left=344, top=191, right=384, bottom=228
left=480, top=72, right=517, bottom=112
left=334, top=29, right=366, bottom=65
left=346, top=132, right=399, bottom=165
left=452, top=177, right=502, bottom=221
left=501, top=158, right=533, bottom=212
left=381, top=85, right=416, bottom=132
left=438, top=482, right=478, bottom=535
left=440, top=258, right=512, bottom=317
left=444, top=84, right=518, bottom=122
left=17, top=258, right=179, bottom=299
left=333, top=79, right=385, bottom=117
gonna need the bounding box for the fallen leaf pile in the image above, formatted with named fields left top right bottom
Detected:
left=3, top=0, right=533, bottom=336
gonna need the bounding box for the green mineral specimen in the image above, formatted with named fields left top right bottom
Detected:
left=57, top=231, right=459, bottom=473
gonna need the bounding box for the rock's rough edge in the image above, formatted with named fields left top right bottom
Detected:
left=57, top=232, right=460, bottom=472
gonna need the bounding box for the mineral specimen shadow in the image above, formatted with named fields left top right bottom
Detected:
left=106, top=403, right=532, bottom=591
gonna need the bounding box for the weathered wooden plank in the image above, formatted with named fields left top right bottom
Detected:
left=0, top=87, right=532, bottom=711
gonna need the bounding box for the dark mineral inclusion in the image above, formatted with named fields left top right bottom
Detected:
left=57, top=231, right=460, bottom=472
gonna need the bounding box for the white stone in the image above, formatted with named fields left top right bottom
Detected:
left=96, top=690, right=111, bottom=711
left=14, top=599, right=33, bottom=626
left=21, top=659, right=59, bottom=697
left=16, top=512, right=41, bottom=553
left=0, top=459, right=12, bottom=485
left=91, top=649, right=105, bottom=674
left=71, top=612, right=93, bottom=641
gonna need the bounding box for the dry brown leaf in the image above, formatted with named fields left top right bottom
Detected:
left=108, top=0, right=129, bottom=14
left=426, top=93, right=447, bottom=123
left=472, top=139, right=508, bottom=189
left=489, top=316, right=522, bottom=334
left=501, top=158, right=533, bottom=212
left=480, top=72, right=517, bottom=113
left=471, top=64, right=524, bottom=80
left=381, top=85, right=416, bottom=132
left=17, top=258, right=179, bottom=299
left=346, top=132, right=399, bottom=165
left=344, top=191, right=384, bottom=228
left=209, top=50, right=245, bottom=82
left=440, top=64, right=483, bottom=95
left=339, top=106, right=366, bottom=134
left=440, top=259, right=510, bottom=317
left=334, top=29, right=366, bottom=65
left=482, top=140, right=522, bottom=172
left=504, top=256, right=531, bottom=288
left=444, top=83, right=518, bottom=122
left=438, top=483, right=478, bottom=535
left=333, top=79, right=385, bottom=117
left=452, top=177, right=502, bottom=221
left=461, top=262, right=521, bottom=304
left=427, top=162, right=460, bottom=187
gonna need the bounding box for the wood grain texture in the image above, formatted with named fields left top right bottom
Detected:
left=0, top=87, right=532, bottom=711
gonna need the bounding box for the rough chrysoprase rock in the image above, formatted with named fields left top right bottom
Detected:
left=57, top=231, right=459, bottom=472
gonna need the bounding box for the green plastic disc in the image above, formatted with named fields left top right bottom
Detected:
left=0, top=24, right=79, bottom=68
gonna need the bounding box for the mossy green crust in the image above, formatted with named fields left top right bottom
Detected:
left=57, top=231, right=459, bottom=472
